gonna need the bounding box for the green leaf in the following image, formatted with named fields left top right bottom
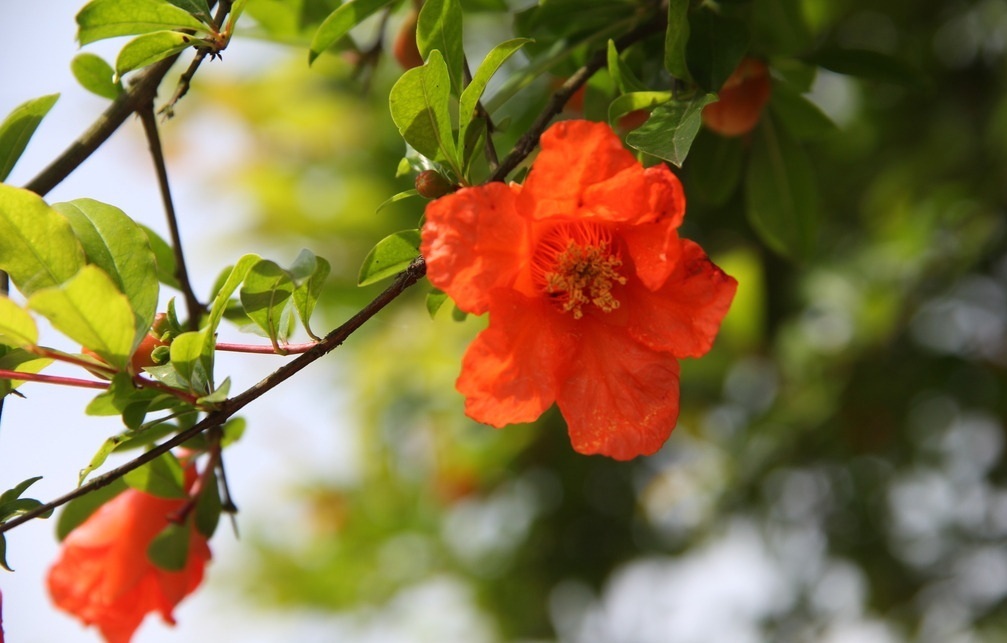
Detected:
left=221, top=417, right=246, bottom=447
left=751, top=0, right=812, bottom=56
left=29, top=266, right=135, bottom=369
left=607, top=40, right=648, bottom=94
left=358, top=230, right=421, bottom=287
left=167, top=0, right=213, bottom=24
left=0, top=297, right=38, bottom=348
left=0, top=533, right=11, bottom=571
left=626, top=94, right=718, bottom=167
left=76, top=0, right=208, bottom=45
left=458, top=38, right=530, bottom=151
left=57, top=478, right=127, bottom=540
left=0, top=348, right=51, bottom=399
left=0, top=476, right=43, bottom=507
left=240, top=260, right=296, bottom=347
left=290, top=250, right=330, bottom=341
left=608, top=91, right=671, bottom=126
left=377, top=188, right=420, bottom=213
left=809, top=48, right=925, bottom=88
left=196, top=377, right=230, bottom=405
left=417, top=0, right=465, bottom=95
left=308, top=0, right=396, bottom=64
left=116, top=31, right=198, bottom=78
left=194, top=470, right=221, bottom=537
left=0, top=94, right=59, bottom=182
left=206, top=254, right=260, bottom=337
left=664, top=0, right=691, bottom=81
left=78, top=430, right=129, bottom=485
left=769, top=80, right=836, bottom=140
left=148, top=521, right=190, bottom=571
left=0, top=185, right=85, bottom=296
left=124, top=452, right=186, bottom=499
left=389, top=50, right=460, bottom=173
left=55, top=199, right=159, bottom=342
left=426, top=289, right=448, bottom=318
left=139, top=224, right=181, bottom=290
left=71, top=53, right=122, bottom=100
left=169, top=330, right=212, bottom=393
left=685, top=128, right=744, bottom=206
left=686, top=8, right=749, bottom=92
left=745, top=116, right=819, bottom=262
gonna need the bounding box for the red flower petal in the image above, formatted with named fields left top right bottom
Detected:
left=519, top=120, right=637, bottom=221
left=458, top=291, right=574, bottom=426
left=627, top=239, right=738, bottom=358
left=421, top=182, right=527, bottom=315
left=557, top=321, right=682, bottom=460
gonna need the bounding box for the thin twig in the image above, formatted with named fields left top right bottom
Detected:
left=489, top=19, right=665, bottom=183
left=0, top=257, right=427, bottom=534
left=215, top=341, right=319, bottom=354
left=0, top=370, right=109, bottom=391
left=138, top=105, right=205, bottom=327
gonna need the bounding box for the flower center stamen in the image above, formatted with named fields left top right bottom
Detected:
left=533, top=224, right=627, bottom=319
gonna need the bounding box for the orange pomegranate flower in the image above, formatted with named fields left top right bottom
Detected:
left=48, top=469, right=211, bottom=643
left=421, top=120, right=737, bottom=460
left=702, top=58, right=772, bottom=137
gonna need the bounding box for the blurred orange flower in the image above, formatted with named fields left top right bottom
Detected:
left=702, top=58, right=773, bottom=137
left=421, top=120, right=737, bottom=460
left=48, top=469, right=210, bottom=643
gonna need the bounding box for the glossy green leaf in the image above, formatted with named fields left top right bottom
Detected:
left=0, top=297, right=37, bottom=348
left=458, top=38, right=530, bottom=150
left=139, top=224, right=181, bottom=290
left=687, top=8, right=749, bottom=92
left=116, top=31, right=197, bottom=78
left=0, top=93, right=59, bottom=182
left=167, top=0, right=212, bottom=24
left=417, top=0, right=465, bottom=94
left=308, top=0, right=395, bottom=64
left=124, top=452, right=186, bottom=499
left=207, top=254, right=260, bottom=336
left=71, top=53, right=122, bottom=100
left=358, top=230, right=421, bottom=286
left=169, top=330, right=212, bottom=393
left=240, top=260, right=295, bottom=347
left=56, top=478, right=127, bottom=540
left=290, top=250, right=330, bottom=341
left=55, top=199, right=159, bottom=341
left=389, top=50, right=459, bottom=172
left=746, top=117, right=819, bottom=262
left=0, top=185, right=85, bottom=296
left=809, top=48, right=925, bottom=88
left=608, top=91, right=671, bottom=125
left=29, top=266, right=135, bottom=369
left=664, top=0, right=691, bottom=81
left=147, top=521, right=190, bottom=571
left=626, top=94, right=718, bottom=167
left=76, top=0, right=208, bottom=45
left=769, top=80, right=836, bottom=140
left=607, top=40, right=648, bottom=94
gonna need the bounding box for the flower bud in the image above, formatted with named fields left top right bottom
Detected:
left=415, top=170, right=455, bottom=199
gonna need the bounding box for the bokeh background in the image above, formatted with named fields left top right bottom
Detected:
left=2, top=0, right=1007, bottom=641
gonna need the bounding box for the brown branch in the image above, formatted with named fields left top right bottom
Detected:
left=0, top=256, right=427, bottom=534
left=138, top=105, right=205, bottom=326
left=489, top=19, right=665, bottom=183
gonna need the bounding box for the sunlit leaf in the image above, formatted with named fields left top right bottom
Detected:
left=0, top=348, right=51, bottom=399
left=308, top=0, right=396, bottom=64
left=745, top=116, right=819, bottom=262
left=240, top=259, right=295, bottom=347
left=377, top=189, right=420, bottom=213
left=417, top=0, right=465, bottom=94
left=0, top=297, right=37, bottom=348
left=608, top=91, right=671, bottom=125
left=625, top=94, right=717, bottom=167
left=76, top=0, right=208, bottom=45
left=458, top=38, right=530, bottom=150
left=115, top=30, right=198, bottom=78
left=71, top=53, right=122, bottom=100
left=55, top=199, right=159, bottom=342
left=28, top=266, right=135, bottom=369
left=389, top=50, right=459, bottom=172
left=0, top=93, right=59, bottom=182
left=290, top=250, right=330, bottom=341
left=123, top=451, right=186, bottom=499
left=169, top=330, right=212, bottom=394
left=358, top=230, right=421, bottom=286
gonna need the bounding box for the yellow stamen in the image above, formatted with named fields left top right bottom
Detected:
left=533, top=224, right=627, bottom=319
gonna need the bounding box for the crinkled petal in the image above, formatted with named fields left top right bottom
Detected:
left=421, top=182, right=526, bottom=315
left=620, top=218, right=682, bottom=292
left=557, top=322, right=681, bottom=460
left=458, top=291, right=574, bottom=426
left=520, top=120, right=637, bottom=221
left=583, top=161, right=687, bottom=227
left=627, top=239, right=737, bottom=358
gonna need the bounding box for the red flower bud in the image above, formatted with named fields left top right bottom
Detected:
left=415, top=170, right=455, bottom=199
left=702, top=58, right=772, bottom=137
left=393, top=12, right=423, bottom=70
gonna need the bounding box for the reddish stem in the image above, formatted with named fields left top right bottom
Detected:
left=0, top=370, right=109, bottom=391
left=214, top=341, right=319, bottom=355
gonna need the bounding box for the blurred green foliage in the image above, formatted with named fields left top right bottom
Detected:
left=188, top=0, right=1007, bottom=640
